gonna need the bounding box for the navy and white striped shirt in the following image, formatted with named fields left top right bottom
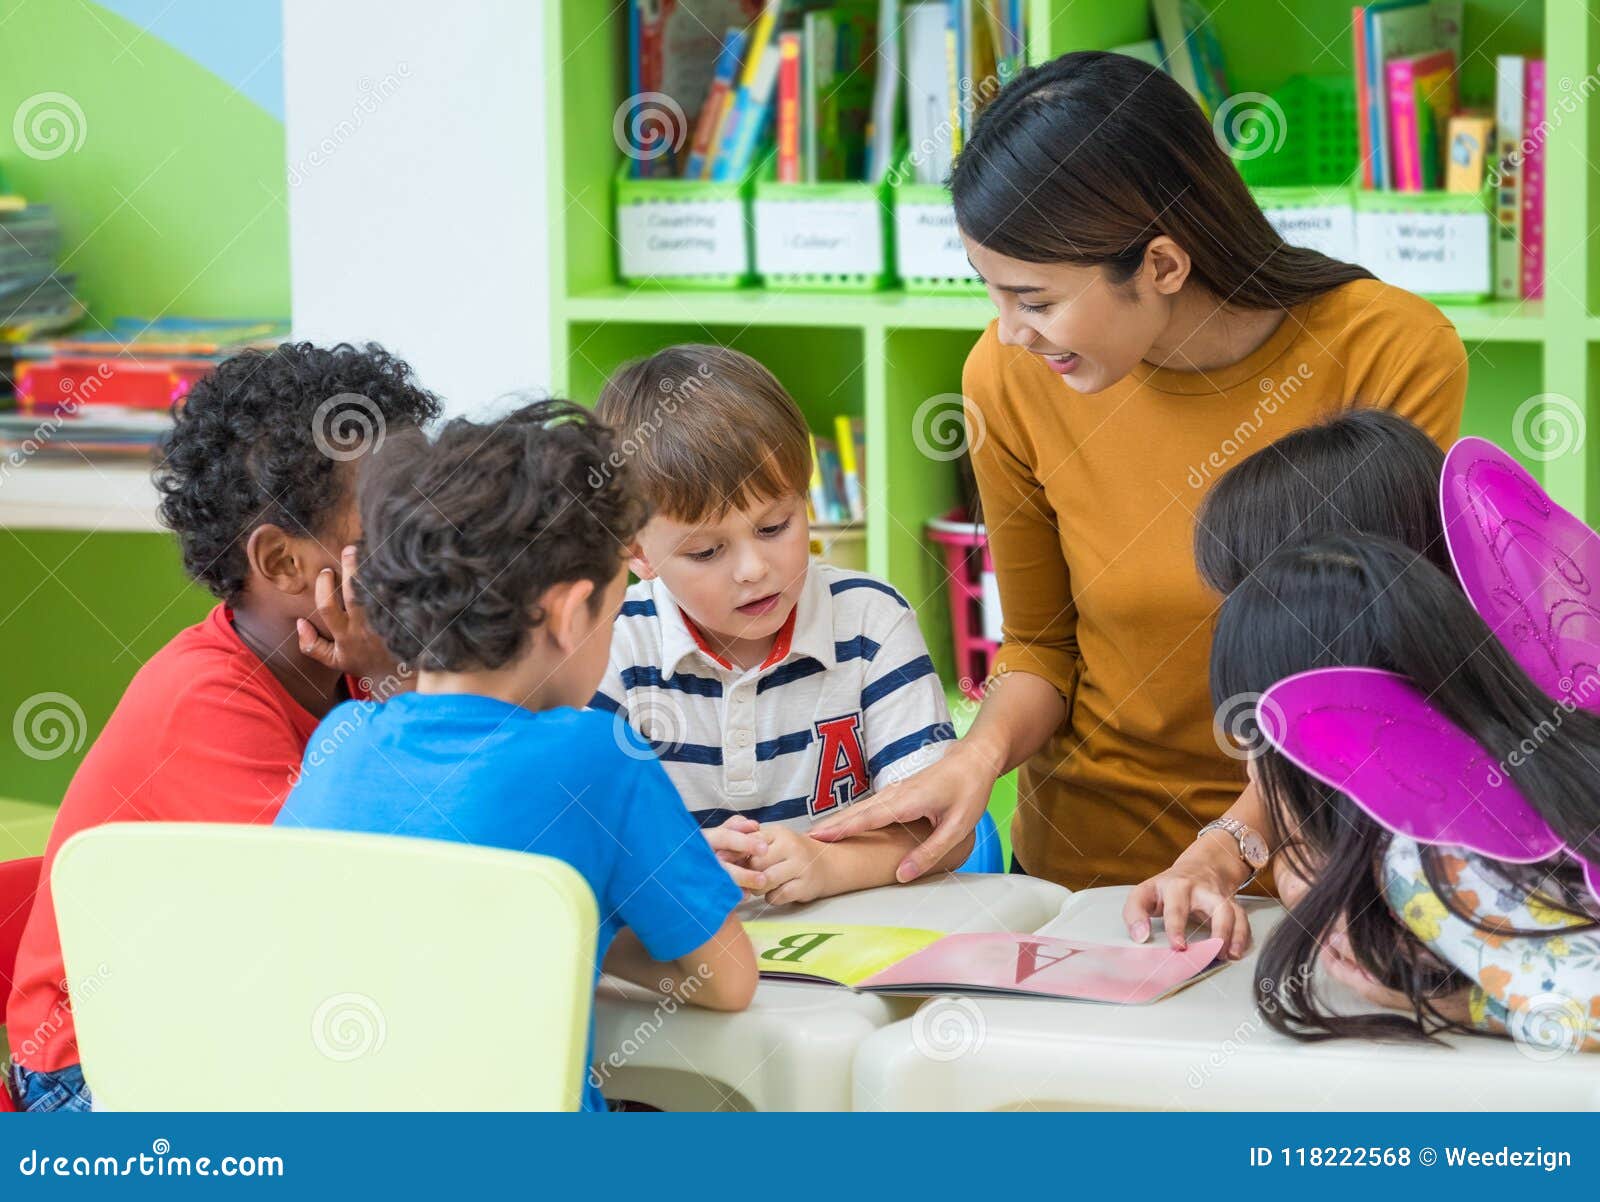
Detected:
left=594, top=562, right=955, bottom=830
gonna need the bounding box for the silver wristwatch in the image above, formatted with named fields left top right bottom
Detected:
left=1197, top=817, right=1269, bottom=887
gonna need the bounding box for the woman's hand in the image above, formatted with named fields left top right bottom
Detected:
left=1123, top=834, right=1254, bottom=960
left=810, top=738, right=1004, bottom=882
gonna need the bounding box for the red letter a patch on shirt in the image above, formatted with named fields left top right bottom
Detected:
left=810, top=713, right=869, bottom=816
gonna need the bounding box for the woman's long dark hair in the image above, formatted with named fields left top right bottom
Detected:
left=1195, top=408, right=1451, bottom=595
left=950, top=52, right=1373, bottom=309
left=1213, top=536, right=1600, bottom=1043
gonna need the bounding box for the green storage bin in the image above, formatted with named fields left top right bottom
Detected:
left=890, top=153, right=984, bottom=296
left=614, top=160, right=756, bottom=289
left=1232, top=74, right=1358, bottom=190
left=752, top=158, right=892, bottom=292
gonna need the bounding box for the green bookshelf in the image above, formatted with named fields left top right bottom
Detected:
left=545, top=0, right=1596, bottom=702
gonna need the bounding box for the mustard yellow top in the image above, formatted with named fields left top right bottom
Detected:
left=964, top=279, right=1467, bottom=888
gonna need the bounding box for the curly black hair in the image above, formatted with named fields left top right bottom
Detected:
left=154, top=341, right=442, bottom=601
left=357, top=399, right=650, bottom=673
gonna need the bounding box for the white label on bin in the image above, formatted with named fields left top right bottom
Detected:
left=754, top=199, right=882, bottom=276
left=618, top=200, right=747, bottom=278
left=1262, top=204, right=1357, bottom=263
left=1354, top=209, right=1490, bottom=296
left=895, top=202, right=980, bottom=281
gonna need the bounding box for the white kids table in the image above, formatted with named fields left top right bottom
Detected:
left=591, top=871, right=1072, bottom=1111
left=852, top=886, right=1600, bottom=1111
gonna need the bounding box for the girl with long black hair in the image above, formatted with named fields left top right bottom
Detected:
left=1214, top=535, right=1600, bottom=1048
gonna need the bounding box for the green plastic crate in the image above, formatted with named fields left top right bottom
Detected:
left=753, top=158, right=893, bottom=292
left=1233, top=74, right=1358, bottom=190
left=614, top=159, right=756, bottom=289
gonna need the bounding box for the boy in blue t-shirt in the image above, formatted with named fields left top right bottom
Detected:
left=277, top=401, right=756, bottom=1111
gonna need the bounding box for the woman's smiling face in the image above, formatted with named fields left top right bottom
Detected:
left=963, top=234, right=1177, bottom=395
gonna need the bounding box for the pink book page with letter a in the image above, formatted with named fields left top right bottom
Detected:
left=859, top=932, right=1225, bottom=1004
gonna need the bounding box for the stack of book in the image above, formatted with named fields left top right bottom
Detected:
left=1352, top=2, right=1543, bottom=298
left=0, top=202, right=85, bottom=407
left=627, top=0, right=1023, bottom=187
left=3, top=318, right=289, bottom=460
left=808, top=417, right=866, bottom=525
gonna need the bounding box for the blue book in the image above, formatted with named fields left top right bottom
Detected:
left=687, top=28, right=748, bottom=178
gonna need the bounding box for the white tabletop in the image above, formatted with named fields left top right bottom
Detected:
left=593, top=871, right=1072, bottom=1111
left=853, top=886, right=1600, bottom=1112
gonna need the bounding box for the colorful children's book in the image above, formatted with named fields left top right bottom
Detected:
left=1494, top=53, right=1525, bottom=298
left=776, top=31, right=802, bottom=181
left=712, top=2, right=787, bottom=181
left=1151, top=0, right=1230, bottom=119
left=686, top=27, right=749, bottom=179
left=1361, top=0, right=1462, bottom=190
left=865, top=0, right=900, bottom=182
left=1386, top=48, right=1454, bottom=190
left=747, top=922, right=1227, bottom=1003
left=1520, top=59, right=1545, bottom=300
left=834, top=414, right=866, bottom=521
left=628, top=0, right=764, bottom=177
left=1444, top=112, right=1494, bottom=193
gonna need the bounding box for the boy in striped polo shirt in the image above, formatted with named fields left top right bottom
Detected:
left=593, top=345, right=971, bottom=905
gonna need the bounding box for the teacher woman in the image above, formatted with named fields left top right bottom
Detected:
left=814, top=52, right=1466, bottom=953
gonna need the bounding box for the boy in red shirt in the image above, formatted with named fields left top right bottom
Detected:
left=4, top=342, right=440, bottom=1111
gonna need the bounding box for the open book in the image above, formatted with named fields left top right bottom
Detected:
left=746, top=923, right=1226, bottom=1005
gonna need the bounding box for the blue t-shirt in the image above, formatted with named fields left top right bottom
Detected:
left=276, top=692, right=741, bottom=1112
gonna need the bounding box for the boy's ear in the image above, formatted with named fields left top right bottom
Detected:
left=246, top=524, right=316, bottom=597
left=542, top=578, right=599, bottom=654
left=628, top=543, right=658, bottom=581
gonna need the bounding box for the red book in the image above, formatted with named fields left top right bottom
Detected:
left=776, top=31, right=802, bottom=182
left=1352, top=7, right=1374, bottom=189
left=1521, top=59, right=1546, bottom=299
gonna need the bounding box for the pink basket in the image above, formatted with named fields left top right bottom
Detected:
left=926, top=508, right=1001, bottom=701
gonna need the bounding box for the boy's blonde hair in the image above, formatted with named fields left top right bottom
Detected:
left=595, top=344, right=811, bottom=524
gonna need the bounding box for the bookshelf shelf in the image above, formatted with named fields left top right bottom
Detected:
left=0, top=460, right=162, bottom=534
left=546, top=0, right=1597, bottom=685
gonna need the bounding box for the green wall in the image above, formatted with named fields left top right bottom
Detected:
left=0, top=1, right=287, bottom=817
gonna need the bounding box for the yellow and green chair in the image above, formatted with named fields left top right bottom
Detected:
left=53, top=822, right=598, bottom=1111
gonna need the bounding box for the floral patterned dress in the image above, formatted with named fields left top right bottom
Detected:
left=1381, top=835, right=1600, bottom=1053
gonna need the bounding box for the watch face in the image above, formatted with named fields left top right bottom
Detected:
left=1241, top=831, right=1270, bottom=869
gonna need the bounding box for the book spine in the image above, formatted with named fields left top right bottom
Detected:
left=834, top=415, right=866, bottom=522
left=1521, top=59, right=1545, bottom=299
left=777, top=32, right=802, bottom=182
left=1365, top=7, right=1386, bottom=189
left=945, top=18, right=961, bottom=156
left=720, top=41, right=781, bottom=180
left=687, top=28, right=746, bottom=180
left=1494, top=54, right=1525, bottom=299
left=634, top=0, right=668, bottom=178
left=1352, top=7, right=1373, bottom=189
left=1386, top=60, right=1420, bottom=191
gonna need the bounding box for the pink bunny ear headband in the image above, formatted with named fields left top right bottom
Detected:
left=1252, top=436, right=1600, bottom=903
